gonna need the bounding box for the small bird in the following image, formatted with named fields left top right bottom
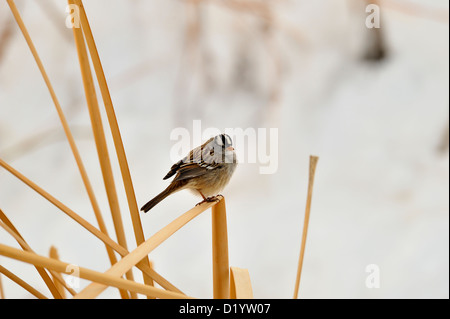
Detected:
left=141, top=134, right=237, bottom=212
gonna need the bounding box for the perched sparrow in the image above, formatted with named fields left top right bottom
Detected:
left=141, top=134, right=237, bottom=212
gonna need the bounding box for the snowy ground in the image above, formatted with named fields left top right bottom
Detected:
left=0, top=0, right=448, bottom=298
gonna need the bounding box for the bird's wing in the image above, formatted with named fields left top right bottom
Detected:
left=174, top=159, right=223, bottom=181
left=163, top=138, right=223, bottom=181
left=163, top=160, right=182, bottom=180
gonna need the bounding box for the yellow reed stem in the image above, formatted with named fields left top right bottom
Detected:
left=293, top=155, right=319, bottom=299
left=0, top=217, right=75, bottom=298
left=0, top=265, right=48, bottom=299
left=73, top=0, right=154, bottom=290
left=0, top=244, right=191, bottom=299
left=74, top=197, right=220, bottom=299
left=0, top=158, right=122, bottom=256
left=0, top=157, right=180, bottom=294
left=4, top=0, right=120, bottom=283
left=48, top=247, right=67, bottom=298
left=230, top=267, right=253, bottom=299
left=0, top=271, right=4, bottom=299
left=0, top=210, right=63, bottom=299
left=68, top=0, right=136, bottom=298
left=211, top=197, right=229, bottom=299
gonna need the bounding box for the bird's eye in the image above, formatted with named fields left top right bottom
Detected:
left=220, top=134, right=226, bottom=146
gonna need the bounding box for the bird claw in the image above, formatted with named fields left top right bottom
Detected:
left=195, top=196, right=220, bottom=206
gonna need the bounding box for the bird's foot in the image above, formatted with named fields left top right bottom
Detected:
left=195, top=196, right=220, bottom=206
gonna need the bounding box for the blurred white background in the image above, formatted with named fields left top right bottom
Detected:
left=0, top=0, right=448, bottom=298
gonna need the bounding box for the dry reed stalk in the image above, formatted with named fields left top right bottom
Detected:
left=230, top=267, right=253, bottom=299
left=0, top=214, right=76, bottom=297
left=211, top=197, right=229, bottom=299
left=0, top=210, right=63, bottom=299
left=73, top=197, right=221, bottom=299
left=293, top=155, right=319, bottom=299
left=0, top=272, right=4, bottom=299
left=0, top=265, right=47, bottom=299
left=47, top=268, right=77, bottom=297
left=68, top=0, right=136, bottom=298
left=0, top=157, right=123, bottom=257
left=73, top=0, right=154, bottom=290
left=4, top=0, right=121, bottom=287
left=0, top=244, right=191, bottom=299
left=48, top=247, right=67, bottom=298
left=0, top=157, right=179, bottom=294
left=1, top=0, right=256, bottom=299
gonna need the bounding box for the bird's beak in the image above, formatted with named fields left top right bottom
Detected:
left=226, top=146, right=234, bottom=151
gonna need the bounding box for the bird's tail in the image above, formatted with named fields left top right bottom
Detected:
left=140, top=181, right=185, bottom=213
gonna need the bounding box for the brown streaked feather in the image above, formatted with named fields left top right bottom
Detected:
left=142, top=135, right=237, bottom=212
left=140, top=179, right=188, bottom=212
left=162, top=137, right=220, bottom=181
left=174, top=163, right=211, bottom=181
left=163, top=160, right=182, bottom=180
